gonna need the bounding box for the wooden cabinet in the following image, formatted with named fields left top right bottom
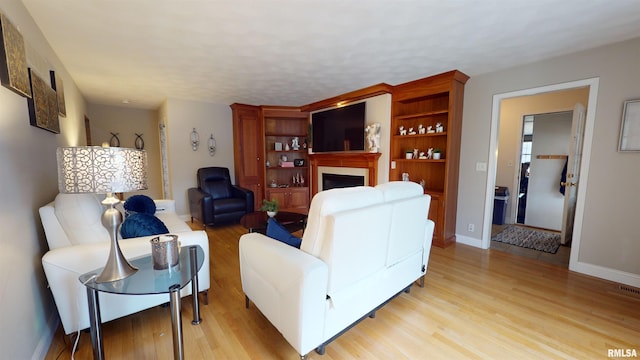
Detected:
left=262, top=106, right=310, bottom=213
left=231, top=103, right=264, bottom=211
left=265, top=187, right=309, bottom=213
left=232, top=105, right=310, bottom=214
left=390, top=70, right=469, bottom=247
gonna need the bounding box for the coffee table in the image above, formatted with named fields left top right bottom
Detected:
left=240, top=211, right=307, bottom=234
left=79, top=245, right=204, bottom=360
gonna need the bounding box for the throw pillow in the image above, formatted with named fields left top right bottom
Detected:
left=124, top=195, right=156, bottom=216
left=121, top=213, right=169, bottom=239
left=266, top=217, right=302, bottom=248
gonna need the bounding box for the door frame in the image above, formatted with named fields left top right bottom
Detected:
left=481, top=78, right=599, bottom=269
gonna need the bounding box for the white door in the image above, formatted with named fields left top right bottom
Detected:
left=560, top=103, right=586, bottom=244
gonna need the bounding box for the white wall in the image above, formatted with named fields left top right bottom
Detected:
left=458, top=37, right=640, bottom=286
left=163, top=99, right=235, bottom=217
left=525, top=112, right=572, bottom=230
left=0, top=1, right=86, bottom=358
left=87, top=103, right=163, bottom=199
left=367, top=94, right=392, bottom=184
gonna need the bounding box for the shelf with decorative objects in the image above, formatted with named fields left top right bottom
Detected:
left=390, top=70, right=469, bottom=247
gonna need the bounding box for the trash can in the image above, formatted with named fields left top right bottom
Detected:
left=493, top=186, right=509, bottom=225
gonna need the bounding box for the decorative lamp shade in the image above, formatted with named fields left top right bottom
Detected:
left=57, top=146, right=148, bottom=194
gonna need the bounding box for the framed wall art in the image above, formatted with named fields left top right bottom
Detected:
left=27, top=68, right=60, bottom=133
left=0, top=13, right=31, bottom=97
left=50, top=70, right=66, bottom=116
left=618, top=99, right=640, bottom=152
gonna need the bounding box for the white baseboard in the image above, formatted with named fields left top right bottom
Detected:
left=32, top=313, right=59, bottom=360
left=459, top=233, right=640, bottom=289
left=455, top=234, right=484, bottom=248
left=570, top=260, right=640, bottom=288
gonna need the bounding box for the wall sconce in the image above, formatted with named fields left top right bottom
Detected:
left=190, top=128, right=199, bottom=151
left=208, top=134, right=216, bottom=156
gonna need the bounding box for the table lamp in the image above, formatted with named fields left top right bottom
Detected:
left=57, top=144, right=148, bottom=283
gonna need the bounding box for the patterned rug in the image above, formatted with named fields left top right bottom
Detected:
left=492, top=225, right=561, bottom=254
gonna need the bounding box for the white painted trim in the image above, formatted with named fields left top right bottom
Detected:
left=567, top=81, right=599, bottom=274
left=32, top=314, right=59, bottom=360
left=482, top=78, right=600, bottom=269
left=571, top=260, right=640, bottom=288
left=456, top=234, right=483, bottom=248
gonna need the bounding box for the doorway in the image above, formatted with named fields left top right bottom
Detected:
left=482, top=78, right=600, bottom=272
left=515, top=111, right=573, bottom=230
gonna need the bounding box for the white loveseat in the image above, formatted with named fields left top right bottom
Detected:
left=40, top=193, right=210, bottom=335
left=239, top=181, right=434, bottom=358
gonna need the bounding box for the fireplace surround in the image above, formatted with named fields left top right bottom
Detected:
left=309, top=152, right=381, bottom=195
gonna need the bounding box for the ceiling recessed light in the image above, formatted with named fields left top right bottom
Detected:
left=122, top=99, right=130, bottom=104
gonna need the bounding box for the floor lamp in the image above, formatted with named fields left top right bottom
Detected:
left=57, top=145, right=148, bottom=283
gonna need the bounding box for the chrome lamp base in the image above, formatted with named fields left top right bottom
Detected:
left=96, top=193, right=138, bottom=283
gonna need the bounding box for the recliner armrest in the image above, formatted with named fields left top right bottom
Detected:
left=188, top=187, right=214, bottom=222
left=231, top=185, right=255, bottom=212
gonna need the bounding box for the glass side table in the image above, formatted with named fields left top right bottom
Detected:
left=79, top=245, right=204, bottom=360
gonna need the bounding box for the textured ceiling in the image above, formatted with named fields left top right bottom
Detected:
left=19, top=0, right=640, bottom=109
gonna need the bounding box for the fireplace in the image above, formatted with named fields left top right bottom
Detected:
left=309, top=152, right=381, bottom=194
left=322, top=173, right=365, bottom=191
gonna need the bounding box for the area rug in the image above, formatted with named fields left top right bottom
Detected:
left=492, top=225, right=561, bottom=254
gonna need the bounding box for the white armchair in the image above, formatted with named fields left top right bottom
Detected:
left=40, top=193, right=210, bottom=335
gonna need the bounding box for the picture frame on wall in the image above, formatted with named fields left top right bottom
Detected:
left=0, top=13, right=31, bottom=98
left=618, top=99, right=640, bottom=152
left=27, top=68, right=60, bottom=134
left=50, top=70, right=66, bottom=116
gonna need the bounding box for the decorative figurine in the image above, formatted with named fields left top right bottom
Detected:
left=408, top=127, right=416, bottom=135
left=427, top=125, right=435, bottom=134
left=292, top=137, right=300, bottom=150
left=285, top=143, right=290, bottom=151
left=435, top=122, right=444, bottom=133
left=399, top=126, right=407, bottom=136
left=427, top=148, right=434, bottom=159
left=365, top=123, right=381, bottom=153
left=418, top=124, right=425, bottom=134
left=418, top=152, right=427, bottom=159
left=413, top=148, right=419, bottom=159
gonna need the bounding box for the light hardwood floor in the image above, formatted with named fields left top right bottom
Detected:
left=46, top=223, right=640, bottom=359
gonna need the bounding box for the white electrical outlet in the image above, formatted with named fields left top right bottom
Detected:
left=391, top=160, right=396, bottom=169
left=475, top=162, right=487, bottom=172
left=468, top=223, right=475, bottom=232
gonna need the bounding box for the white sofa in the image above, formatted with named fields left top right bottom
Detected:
left=40, top=193, right=210, bottom=335
left=239, top=181, right=434, bottom=358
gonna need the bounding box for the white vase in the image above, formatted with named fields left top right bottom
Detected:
left=433, top=153, right=441, bottom=160
left=405, top=153, right=413, bottom=159
left=267, top=211, right=277, bottom=217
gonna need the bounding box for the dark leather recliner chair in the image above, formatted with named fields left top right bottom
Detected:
left=188, top=167, right=254, bottom=228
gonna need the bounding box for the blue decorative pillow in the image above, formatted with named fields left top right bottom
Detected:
left=121, top=213, right=169, bottom=239
left=124, top=195, right=156, bottom=216
left=266, top=217, right=302, bottom=248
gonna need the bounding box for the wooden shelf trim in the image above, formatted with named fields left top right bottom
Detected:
left=266, top=166, right=309, bottom=170
left=393, top=132, right=447, bottom=138
left=394, top=158, right=446, bottom=163
left=394, top=110, right=449, bottom=120
left=301, top=83, right=393, bottom=112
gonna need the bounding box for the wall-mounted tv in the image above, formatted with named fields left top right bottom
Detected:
left=311, top=102, right=365, bottom=152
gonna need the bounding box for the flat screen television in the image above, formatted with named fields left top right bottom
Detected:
left=311, top=102, right=365, bottom=152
